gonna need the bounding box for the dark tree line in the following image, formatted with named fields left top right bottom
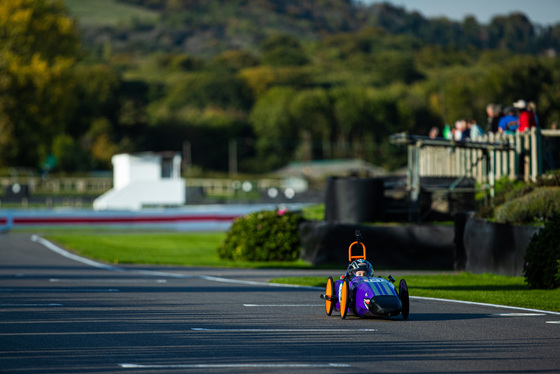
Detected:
left=98, top=0, right=560, bottom=56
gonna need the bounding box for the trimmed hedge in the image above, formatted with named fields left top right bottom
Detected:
left=218, top=209, right=304, bottom=261
left=523, top=214, right=560, bottom=289
left=494, top=187, right=560, bottom=224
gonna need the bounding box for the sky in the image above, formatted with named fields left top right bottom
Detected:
left=361, top=0, right=560, bottom=26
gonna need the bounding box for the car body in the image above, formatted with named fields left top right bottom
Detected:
left=320, top=231, right=410, bottom=319
left=328, top=275, right=409, bottom=319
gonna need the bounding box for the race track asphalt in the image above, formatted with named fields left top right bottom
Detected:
left=1, top=232, right=559, bottom=374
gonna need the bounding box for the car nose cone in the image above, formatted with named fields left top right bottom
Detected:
left=368, top=295, right=402, bottom=317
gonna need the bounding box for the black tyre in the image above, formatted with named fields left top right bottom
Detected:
left=340, top=279, right=350, bottom=319
left=325, top=277, right=335, bottom=316
left=399, top=278, right=410, bottom=320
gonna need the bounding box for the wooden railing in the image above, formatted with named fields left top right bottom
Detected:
left=391, top=128, right=560, bottom=221
left=407, top=127, right=560, bottom=183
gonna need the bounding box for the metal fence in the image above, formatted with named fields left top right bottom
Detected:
left=0, top=175, right=290, bottom=208
left=0, top=177, right=113, bottom=195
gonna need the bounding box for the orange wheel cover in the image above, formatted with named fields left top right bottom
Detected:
left=325, top=277, right=334, bottom=316
left=340, top=280, right=349, bottom=319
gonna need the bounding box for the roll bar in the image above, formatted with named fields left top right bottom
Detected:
left=348, top=230, right=366, bottom=261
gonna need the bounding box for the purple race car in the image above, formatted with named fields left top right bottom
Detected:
left=320, top=231, right=410, bottom=319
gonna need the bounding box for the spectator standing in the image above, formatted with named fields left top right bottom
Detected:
left=528, top=101, right=539, bottom=127
left=486, top=103, right=502, bottom=133
left=514, top=99, right=537, bottom=132
left=497, top=107, right=519, bottom=133
left=428, top=126, right=440, bottom=139
left=443, top=124, right=452, bottom=140
left=468, top=119, right=484, bottom=140
left=453, top=119, right=468, bottom=141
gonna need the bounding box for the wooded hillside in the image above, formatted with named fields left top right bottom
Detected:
left=75, top=0, right=560, bottom=56
left=1, top=0, right=559, bottom=175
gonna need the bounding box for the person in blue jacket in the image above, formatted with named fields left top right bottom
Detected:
left=498, top=106, right=519, bottom=133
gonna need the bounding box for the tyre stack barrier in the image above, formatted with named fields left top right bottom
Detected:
left=299, top=217, right=540, bottom=275
left=464, top=218, right=541, bottom=276
left=299, top=221, right=455, bottom=269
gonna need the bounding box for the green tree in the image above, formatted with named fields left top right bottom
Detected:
left=86, top=117, right=118, bottom=169
left=373, top=51, right=424, bottom=84
left=165, top=71, right=253, bottom=111
left=289, top=88, right=334, bottom=159
left=207, top=50, right=259, bottom=72
left=260, top=34, right=309, bottom=67
left=330, top=85, right=373, bottom=158
left=239, top=65, right=312, bottom=100
left=51, top=133, right=88, bottom=172
left=461, top=16, right=483, bottom=48
left=502, top=13, right=537, bottom=54
left=480, top=56, right=553, bottom=114
left=443, top=72, right=483, bottom=125
left=156, top=52, right=204, bottom=72
left=0, top=0, right=80, bottom=168
left=249, top=86, right=298, bottom=171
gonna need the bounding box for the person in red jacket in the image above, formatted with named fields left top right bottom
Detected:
left=514, top=99, right=537, bottom=132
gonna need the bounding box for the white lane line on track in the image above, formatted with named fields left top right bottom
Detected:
left=0, top=303, right=63, bottom=307
left=32, top=235, right=192, bottom=279
left=411, top=296, right=560, bottom=316
left=120, top=363, right=351, bottom=369
left=49, top=278, right=167, bottom=283
left=200, top=275, right=320, bottom=289
left=133, top=269, right=195, bottom=278
left=491, top=313, right=546, bottom=317
left=244, top=304, right=323, bottom=307
left=33, top=235, right=560, bottom=316
left=191, top=328, right=377, bottom=332
left=31, top=235, right=122, bottom=271
left=0, top=330, right=193, bottom=336
left=0, top=288, right=119, bottom=292
left=546, top=321, right=560, bottom=324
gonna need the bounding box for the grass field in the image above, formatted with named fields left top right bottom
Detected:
left=40, top=229, right=560, bottom=312
left=64, top=0, right=160, bottom=26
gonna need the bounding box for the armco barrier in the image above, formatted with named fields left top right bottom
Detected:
left=0, top=210, right=239, bottom=232
left=0, top=204, right=310, bottom=232
left=0, top=213, right=13, bottom=233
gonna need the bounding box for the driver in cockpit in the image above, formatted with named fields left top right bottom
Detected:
left=347, top=259, right=374, bottom=278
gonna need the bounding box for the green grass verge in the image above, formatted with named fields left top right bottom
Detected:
left=43, top=230, right=315, bottom=269
left=271, top=273, right=560, bottom=312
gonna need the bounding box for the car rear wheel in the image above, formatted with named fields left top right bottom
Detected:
left=340, top=279, right=350, bottom=319
left=325, top=277, right=335, bottom=316
left=399, top=278, right=409, bottom=320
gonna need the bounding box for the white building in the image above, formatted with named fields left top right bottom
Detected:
left=93, top=152, right=185, bottom=211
